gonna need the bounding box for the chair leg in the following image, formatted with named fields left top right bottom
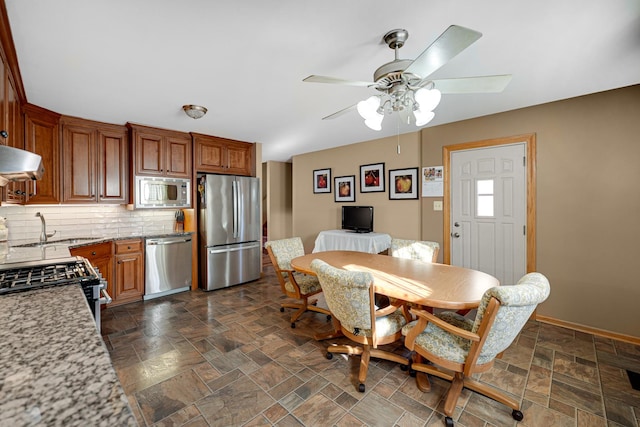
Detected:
left=462, top=376, right=521, bottom=412
left=443, top=372, right=465, bottom=417
left=358, top=346, right=371, bottom=392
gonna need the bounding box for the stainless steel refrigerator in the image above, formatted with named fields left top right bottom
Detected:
left=197, top=174, right=261, bottom=290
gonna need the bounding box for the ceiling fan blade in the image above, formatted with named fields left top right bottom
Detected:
left=405, top=25, right=482, bottom=79
left=322, top=104, right=357, bottom=120
left=431, top=75, right=512, bottom=93
left=303, top=75, right=374, bottom=87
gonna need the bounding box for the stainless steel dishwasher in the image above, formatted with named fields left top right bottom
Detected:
left=144, top=234, right=192, bottom=300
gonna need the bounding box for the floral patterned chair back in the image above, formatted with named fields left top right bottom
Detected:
left=390, top=238, right=440, bottom=263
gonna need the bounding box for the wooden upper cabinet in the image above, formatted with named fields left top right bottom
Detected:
left=192, top=133, right=254, bottom=176
left=128, top=123, right=191, bottom=178
left=61, top=116, right=128, bottom=204
left=98, top=127, right=128, bottom=203
left=23, top=104, right=61, bottom=204
left=1, top=58, right=25, bottom=203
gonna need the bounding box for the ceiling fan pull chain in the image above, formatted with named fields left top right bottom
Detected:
left=397, top=115, right=401, bottom=154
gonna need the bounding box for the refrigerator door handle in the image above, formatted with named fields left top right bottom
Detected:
left=208, top=242, right=260, bottom=254
left=232, top=180, right=238, bottom=238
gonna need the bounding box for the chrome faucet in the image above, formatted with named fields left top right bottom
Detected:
left=35, top=212, right=56, bottom=243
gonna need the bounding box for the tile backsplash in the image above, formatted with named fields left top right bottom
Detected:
left=0, top=205, right=178, bottom=244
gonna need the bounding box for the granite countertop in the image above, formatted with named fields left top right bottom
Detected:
left=0, top=285, right=137, bottom=426
left=0, top=232, right=193, bottom=265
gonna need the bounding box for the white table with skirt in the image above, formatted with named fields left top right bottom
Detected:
left=312, top=229, right=391, bottom=254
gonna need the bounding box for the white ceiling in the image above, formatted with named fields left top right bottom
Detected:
left=5, top=0, right=640, bottom=162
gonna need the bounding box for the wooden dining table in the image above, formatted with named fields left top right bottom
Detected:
left=291, top=250, right=499, bottom=311
left=290, top=250, right=500, bottom=392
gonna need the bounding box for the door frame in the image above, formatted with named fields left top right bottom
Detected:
left=443, top=133, right=537, bottom=274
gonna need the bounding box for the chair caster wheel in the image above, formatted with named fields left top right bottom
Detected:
left=326, top=315, right=331, bottom=321
left=445, top=416, right=454, bottom=427
left=409, top=369, right=417, bottom=377
left=291, top=322, right=296, bottom=328
left=280, top=307, right=284, bottom=312
left=326, top=352, right=333, bottom=360
left=358, top=383, right=365, bottom=393
left=512, top=409, right=524, bottom=421
left=400, top=364, right=409, bottom=371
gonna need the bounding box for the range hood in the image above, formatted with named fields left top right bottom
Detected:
left=0, top=145, right=45, bottom=186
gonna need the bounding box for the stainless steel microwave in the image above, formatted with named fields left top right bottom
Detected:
left=135, top=176, right=191, bottom=209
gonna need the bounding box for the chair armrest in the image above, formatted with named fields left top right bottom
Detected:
left=374, top=298, right=406, bottom=317
left=409, top=308, right=480, bottom=342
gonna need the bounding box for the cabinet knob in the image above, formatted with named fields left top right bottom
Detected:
left=0, top=130, right=7, bottom=138
left=127, top=246, right=131, bottom=249
left=91, top=251, right=96, bottom=256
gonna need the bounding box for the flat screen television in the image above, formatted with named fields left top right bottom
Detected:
left=342, top=206, right=374, bottom=233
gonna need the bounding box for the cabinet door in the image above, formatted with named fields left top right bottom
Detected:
left=69, top=242, right=114, bottom=302
left=98, top=127, right=128, bottom=203
left=194, top=136, right=225, bottom=173
left=134, top=132, right=164, bottom=176
left=24, top=105, right=61, bottom=204
left=114, top=252, right=144, bottom=302
left=165, top=135, right=191, bottom=178
left=226, top=141, right=253, bottom=176
left=3, top=72, right=25, bottom=203
left=62, top=123, right=96, bottom=203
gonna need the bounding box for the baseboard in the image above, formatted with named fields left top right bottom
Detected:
left=535, top=314, right=640, bottom=346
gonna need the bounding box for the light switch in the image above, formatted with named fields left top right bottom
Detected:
left=433, top=201, right=443, bottom=211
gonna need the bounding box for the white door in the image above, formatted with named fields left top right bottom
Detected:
left=450, top=143, right=527, bottom=285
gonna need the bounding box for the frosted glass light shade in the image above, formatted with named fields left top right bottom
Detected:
left=183, top=104, right=207, bottom=119
left=414, top=88, right=441, bottom=113
left=357, top=96, right=381, bottom=120
left=414, top=110, right=435, bottom=126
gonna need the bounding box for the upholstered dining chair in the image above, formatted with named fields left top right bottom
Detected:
left=265, top=237, right=331, bottom=328
left=389, top=238, right=440, bottom=263
left=310, top=259, right=411, bottom=393
left=402, top=272, right=550, bottom=427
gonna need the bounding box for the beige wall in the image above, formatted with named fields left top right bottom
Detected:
left=291, top=85, right=640, bottom=339
left=265, top=161, right=293, bottom=241
left=292, top=133, right=421, bottom=252
left=420, top=85, right=640, bottom=338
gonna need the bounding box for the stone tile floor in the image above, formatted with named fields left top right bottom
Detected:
left=102, top=263, right=640, bottom=426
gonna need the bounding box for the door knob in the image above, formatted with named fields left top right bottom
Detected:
left=451, top=232, right=460, bottom=238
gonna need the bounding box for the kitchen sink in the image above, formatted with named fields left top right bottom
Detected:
left=13, top=237, right=103, bottom=248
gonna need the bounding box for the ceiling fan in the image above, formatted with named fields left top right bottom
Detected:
left=303, top=25, right=511, bottom=130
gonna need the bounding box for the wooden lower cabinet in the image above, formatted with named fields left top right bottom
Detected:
left=71, top=238, right=144, bottom=307
left=69, top=241, right=114, bottom=303
left=114, top=239, right=144, bottom=305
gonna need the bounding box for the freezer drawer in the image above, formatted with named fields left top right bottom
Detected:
left=145, top=235, right=192, bottom=300
left=201, top=242, right=261, bottom=291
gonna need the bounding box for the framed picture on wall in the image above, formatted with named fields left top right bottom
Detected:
left=334, top=175, right=356, bottom=202
left=313, top=168, right=331, bottom=193
left=389, top=167, right=419, bottom=200
left=359, top=162, right=385, bottom=193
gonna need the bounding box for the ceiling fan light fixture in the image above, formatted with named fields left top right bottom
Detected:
left=182, top=104, right=207, bottom=119
left=357, top=96, right=382, bottom=121
left=364, top=115, right=383, bottom=131
left=414, top=88, right=442, bottom=113
left=414, top=109, right=435, bottom=126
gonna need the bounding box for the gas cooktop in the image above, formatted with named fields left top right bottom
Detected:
left=0, top=257, right=98, bottom=295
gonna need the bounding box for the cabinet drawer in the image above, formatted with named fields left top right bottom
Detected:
left=115, top=239, right=143, bottom=254
left=70, top=241, right=112, bottom=260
